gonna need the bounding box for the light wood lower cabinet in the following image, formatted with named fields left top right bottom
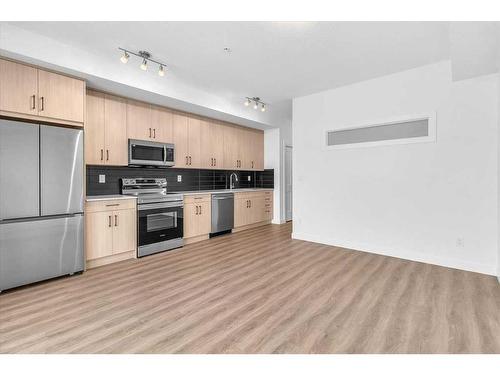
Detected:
left=184, top=195, right=211, bottom=239
left=234, top=191, right=273, bottom=227
left=85, top=199, right=137, bottom=268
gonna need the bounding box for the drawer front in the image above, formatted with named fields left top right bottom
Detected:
left=234, top=191, right=262, bottom=199
left=86, top=199, right=136, bottom=213
left=184, top=194, right=211, bottom=204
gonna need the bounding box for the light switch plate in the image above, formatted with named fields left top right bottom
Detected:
left=99, top=174, right=106, bottom=183
left=177, top=175, right=182, bottom=182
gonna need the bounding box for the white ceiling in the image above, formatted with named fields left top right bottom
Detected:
left=1, top=21, right=499, bottom=129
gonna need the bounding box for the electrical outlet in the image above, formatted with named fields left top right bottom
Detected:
left=456, top=238, right=464, bottom=247
left=98, top=174, right=106, bottom=183
left=177, top=175, right=182, bottom=183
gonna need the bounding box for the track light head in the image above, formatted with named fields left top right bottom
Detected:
left=261, top=104, right=266, bottom=112
left=120, top=51, right=129, bottom=64
left=158, top=65, right=165, bottom=77
left=140, top=59, right=148, bottom=71
left=244, top=98, right=251, bottom=106
left=253, top=101, right=258, bottom=110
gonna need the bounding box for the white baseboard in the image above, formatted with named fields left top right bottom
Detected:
left=291, top=231, right=497, bottom=276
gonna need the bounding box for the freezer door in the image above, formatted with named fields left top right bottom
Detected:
left=40, top=125, right=83, bottom=216
left=0, top=120, right=39, bottom=220
left=0, top=214, right=84, bottom=291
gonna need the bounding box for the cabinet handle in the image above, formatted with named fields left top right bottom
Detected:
left=105, top=203, right=120, bottom=207
left=252, top=161, right=254, bottom=169
left=195, top=205, right=199, bottom=215
left=40, top=97, right=44, bottom=111
left=186, top=156, right=189, bottom=165
left=189, top=156, right=192, bottom=165
left=108, top=215, right=112, bottom=227
left=199, top=205, right=202, bottom=215
left=114, top=214, right=118, bottom=226
left=31, top=95, right=36, bottom=110
left=249, top=200, right=252, bottom=208
left=153, top=128, right=156, bottom=138
left=149, top=128, right=152, bottom=138
left=106, top=150, right=109, bottom=161
left=214, top=158, right=216, bottom=166
left=211, top=157, right=213, bottom=166
left=100, top=149, right=104, bottom=161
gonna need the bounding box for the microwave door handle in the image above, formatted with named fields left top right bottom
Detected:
left=163, top=146, right=167, bottom=163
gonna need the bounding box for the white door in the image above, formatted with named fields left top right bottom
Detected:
left=285, top=145, right=293, bottom=221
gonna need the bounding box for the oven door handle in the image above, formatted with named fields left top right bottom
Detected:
left=138, top=202, right=183, bottom=210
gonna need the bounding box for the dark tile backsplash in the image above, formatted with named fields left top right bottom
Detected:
left=86, top=166, right=274, bottom=196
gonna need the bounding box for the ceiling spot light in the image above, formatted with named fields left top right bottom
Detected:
left=140, top=59, right=148, bottom=71
left=244, top=97, right=268, bottom=113
left=120, top=51, right=129, bottom=64
left=158, top=65, right=165, bottom=77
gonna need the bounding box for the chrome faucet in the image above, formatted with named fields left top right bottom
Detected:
left=229, top=173, right=238, bottom=189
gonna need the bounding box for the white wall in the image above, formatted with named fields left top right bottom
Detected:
left=293, top=61, right=499, bottom=275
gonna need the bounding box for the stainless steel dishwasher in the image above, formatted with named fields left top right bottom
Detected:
left=211, top=193, right=234, bottom=235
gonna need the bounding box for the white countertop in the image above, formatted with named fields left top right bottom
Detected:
left=86, top=188, right=273, bottom=201
left=86, top=195, right=138, bottom=202
left=178, top=188, right=274, bottom=196
left=85, top=188, right=274, bottom=202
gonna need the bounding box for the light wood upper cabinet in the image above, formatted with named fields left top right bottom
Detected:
left=0, top=59, right=38, bottom=116
left=85, top=91, right=105, bottom=165
left=200, top=120, right=224, bottom=169
left=0, top=58, right=85, bottom=126
left=172, top=113, right=201, bottom=168
left=104, top=95, right=128, bottom=165
left=187, top=116, right=201, bottom=168
left=246, top=130, right=264, bottom=170
left=127, top=100, right=152, bottom=141
left=151, top=105, right=173, bottom=143
left=85, top=90, right=127, bottom=166
left=223, top=125, right=241, bottom=169
left=37, top=69, right=85, bottom=123
left=184, top=195, right=211, bottom=238
left=84, top=90, right=265, bottom=171
left=173, top=113, right=189, bottom=167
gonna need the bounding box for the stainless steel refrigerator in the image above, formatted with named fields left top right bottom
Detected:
left=0, top=119, right=84, bottom=291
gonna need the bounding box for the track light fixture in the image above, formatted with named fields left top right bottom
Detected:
left=244, top=97, right=268, bottom=112
left=118, top=48, right=167, bottom=77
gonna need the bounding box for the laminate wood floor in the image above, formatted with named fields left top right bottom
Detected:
left=1, top=222, right=500, bottom=354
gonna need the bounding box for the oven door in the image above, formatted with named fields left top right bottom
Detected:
left=138, top=203, right=183, bottom=247
left=129, top=139, right=175, bottom=167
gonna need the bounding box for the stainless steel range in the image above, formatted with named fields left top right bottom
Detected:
left=121, top=178, right=183, bottom=257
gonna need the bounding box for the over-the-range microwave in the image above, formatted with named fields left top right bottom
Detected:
left=128, top=139, right=175, bottom=167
